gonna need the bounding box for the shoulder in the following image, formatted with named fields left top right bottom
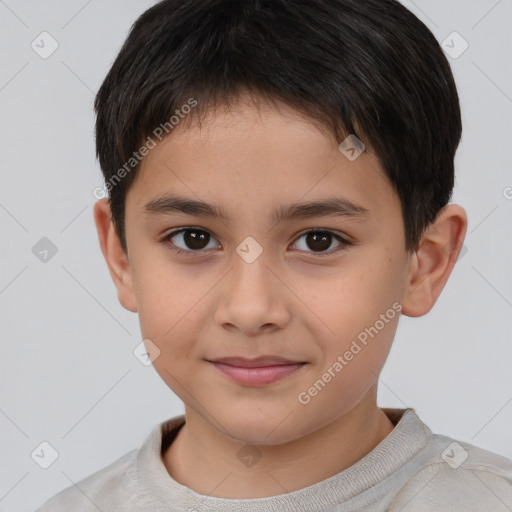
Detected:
left=391, top=432, right=512, bottom=511
left=35, top=448, right=139, bottom=512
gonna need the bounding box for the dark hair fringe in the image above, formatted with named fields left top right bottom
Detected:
left=94, top=0, right=462, bottom=253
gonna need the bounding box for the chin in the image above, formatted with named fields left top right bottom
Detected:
left=218, top=408, right=310, bottom=446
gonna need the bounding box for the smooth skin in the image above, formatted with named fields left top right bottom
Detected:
left=94, top=94, right=467, bottom=499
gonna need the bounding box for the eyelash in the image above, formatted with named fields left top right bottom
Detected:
left=162, top=227, right=352, bottom=258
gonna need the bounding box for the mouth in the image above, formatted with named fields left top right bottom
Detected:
left=206, top=356, right=307, bottom=386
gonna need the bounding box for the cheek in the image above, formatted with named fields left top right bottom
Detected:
left=132, top=257, right=200, bottom=356
left=303, top=316, right=398, bottom=418
left=304, top=251, right=402, bottom=363
left=348, top=245, right=406, bottom=307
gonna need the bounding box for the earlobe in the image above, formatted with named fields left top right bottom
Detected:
left=401, top=204, right=467, bottom=317
left=93, top=199, right=137, bottom=313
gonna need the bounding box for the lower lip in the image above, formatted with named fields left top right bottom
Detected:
left=209, top=362, right=306, bottom=386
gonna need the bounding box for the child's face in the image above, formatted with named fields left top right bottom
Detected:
left=120, top=97, right=413, bottom=444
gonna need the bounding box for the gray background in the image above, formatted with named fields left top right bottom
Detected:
left=0, top=1, right=511, bottom=510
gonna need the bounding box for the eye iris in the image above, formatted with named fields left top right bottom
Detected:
left=306, top=231, right=331, bottom=252
left=184, top=230, right=210, bottom=250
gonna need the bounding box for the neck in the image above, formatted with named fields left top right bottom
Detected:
left=162, top=389, right=396, bottom=499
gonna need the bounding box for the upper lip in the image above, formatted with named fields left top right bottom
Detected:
left=208, top=356, right=305, bottom=367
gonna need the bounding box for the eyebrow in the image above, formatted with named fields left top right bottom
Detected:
left=143, top=194, right=370, bottom=223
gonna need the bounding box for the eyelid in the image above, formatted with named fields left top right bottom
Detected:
left=162, top=226, right=221, bottom=255
left=293, top=227, right=351, bottom=243
left=162, top=226, right=351, bottom=256
left=290, top=229, right=351, bottom=257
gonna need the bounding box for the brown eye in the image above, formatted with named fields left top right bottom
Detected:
left=165, top=228, right=219, bottom=252
left=293, top=229, right=349, bottom=256
left=305, top=231, right=332, bottom=252
left=183, top=229, right=210, bottom=250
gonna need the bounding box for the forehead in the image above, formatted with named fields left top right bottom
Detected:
left=126, top=98, right=397, bottom=223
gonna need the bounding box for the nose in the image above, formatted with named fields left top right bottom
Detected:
left=214, top=251, right=291, bottom=336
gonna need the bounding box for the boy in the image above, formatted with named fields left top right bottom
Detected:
left=37, top=0, right=512, bottom=510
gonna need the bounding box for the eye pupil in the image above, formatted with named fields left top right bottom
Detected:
left=169, top=228, right=343, bottom=255
left=306, top=231, right=331, bottom=252
left=184, top=230, right=210, bottom=250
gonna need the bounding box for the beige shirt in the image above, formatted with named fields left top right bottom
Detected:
left=36, top=408, right=512, bottom=511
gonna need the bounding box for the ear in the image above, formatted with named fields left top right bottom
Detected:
left=402, top=204, right=467, bottom=317
left=93, top=198, right=137, bottom=312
